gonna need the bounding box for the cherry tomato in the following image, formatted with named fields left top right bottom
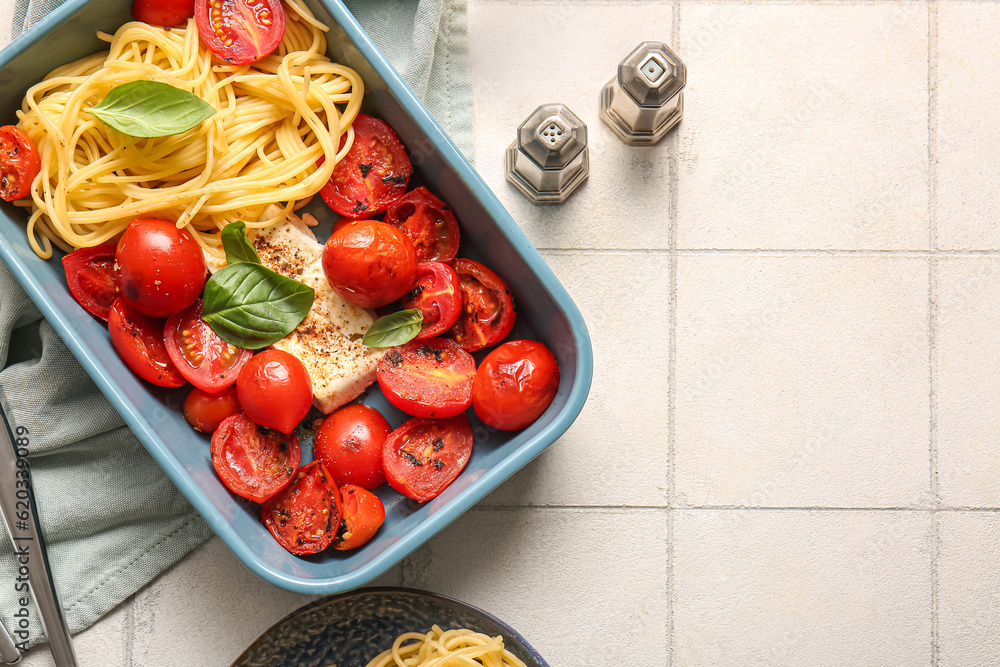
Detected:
left=194, top=0, right=284, bottom=65
left=377, top=338, right=475, bottom=418
left=383, top=187, right=461, bottom=263
left=183, top=385, right=241, bottom=433
left=211, top=412, right=300, bottom=502
left=62, top=243, right=118, bottom=320
left=313, top=404, right=390, bottom=489
left=115, top=218, right=207, bottom=318
left=383, top=414, right=473, bottom=503
left=400, top=262, right=462, bottom=340
left=133, top=0, right=194, bottom=26
left=237, top=350, right=312, bottom=434
left=319, top=114, right=412, bottom=219
left=332, top=484, right=385, bottom=551
left=472, top=340, right=560, bottom=431
left=321, top=220, right=417, bottom=309
left=446, top=259, right=516, bottom=352
left=107, top=298, right=185, bottom=387
left=263, top=461, right=341, bottom=555
left=0, top=126, right=40, bottom=201
left=165, top=300, right=253, bottom=392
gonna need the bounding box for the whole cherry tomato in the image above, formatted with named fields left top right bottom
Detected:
left=313, top=403, right=390, bottom=490
left=107, top=298, right=185, bottom=387
left=183, top=384, right=241, bottom=433
left=210, top=412, right=300, bottom=502
left=165, top=300, right=253, bottom=392
left=62, top=243, right=118, bottom=320
left=263, top=461, right=342, bottom=555
left=446, top=259, right=516, bottom=352
left=377, top=338, right=475, bottom=419
left=322, top=220, right=417, bottom=309
left=115, top=218, right=207, bottom=317
left=332, top=484, right=385, bottom=550
left=472, top=340, right=560, bottom=431
left=320, top=114, right=412, bottom=219
left=0, top=126, right=40, bottom=201
left=237, top=350, right=312, bottom=434
left=383, top=414, right=473, bottom=503
left=383, top=187, right=460, bottom=263
left=194, top=0, right=285, bottom=65
left=400, top=262, right=462, bottom=340
left=133, top=0, right=194, bottom=26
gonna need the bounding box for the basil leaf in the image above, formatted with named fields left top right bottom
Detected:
left=90, top=81, right=216, bottom=138
left=363, top=309, right=424, bottom=348
left=201, top=263, right=315, bottom=350
left=221, top=221, right=261, bottom=265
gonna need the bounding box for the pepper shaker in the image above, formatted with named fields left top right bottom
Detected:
left=505, top=104, right=589, bottom=205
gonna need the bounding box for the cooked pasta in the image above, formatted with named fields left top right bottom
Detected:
left=15, top=0, right=362, bottom=259
left=364, top=625, right=529, bottom=667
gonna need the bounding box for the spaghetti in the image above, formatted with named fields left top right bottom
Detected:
left=364, top=625, right=530, bottom=667
left=15, top=0, right=363, bottom=259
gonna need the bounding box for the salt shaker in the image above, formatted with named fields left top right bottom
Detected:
left=505, top=104, right=589, bottom=205
left=600, top=41, right=686, bottom=145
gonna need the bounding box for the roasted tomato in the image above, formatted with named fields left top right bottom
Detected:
left=383, top=187, right=460, bottom=263
left=210, top=412, right=300, bottom=502
left=0, top=126, right=40, bottom=201
left=319, top=114, right=411, bottom=218
left=383, top=414, right=473, bottom=503
left=321, top=220, right=417, bottom=308
left=377, top=338, right=475, bottom=419
left=62, top=243, right=118, bottom=320
left=183, top=385, right=241, bottom=433
left=446, top=259, right=516, bottom=352
left=195, top=0, right=284, bottom=65
left=332, top=484, right=385, bottom=550
left=237, top=350, right=312, bottom=434
left=115, top=218, right=207, bottom=318
left=263, top=461, right=342, bottom=555
left=165, top=300, right=253, bottom=392
left=133, top=0, right=194, bottom=26
left=472, top=340, right=560, bottom=431
left=313, top=403, right=390, bottom=490
left=107, top=298, right=186, bottom=387
left=400, top=262, right=462, bottom=340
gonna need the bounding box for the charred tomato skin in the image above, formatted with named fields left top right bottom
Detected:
left=332, top=484, right=385, bottom=550
left=377, top=338, right=475, bottom=419
left=0, top=125, right=40, bottom=201
left=382, top=414, right=473, bottom=503
left=210, top=412, right=301, bottom=502
left=383, top=187, right=460, bottom=263
left=400, top=262, right=462, bottom=340
left=263, top=460, right=342, bottom=555
left=445, top=258, right=516, bottom=352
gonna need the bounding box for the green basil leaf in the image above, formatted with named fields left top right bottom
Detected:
left=89, top=80, right=216, bottom=138
left=201, top=263, right=314, bottom=350
left=221, top=221, right=261, bottom=265
left=363, top=309, right=424, bottom=348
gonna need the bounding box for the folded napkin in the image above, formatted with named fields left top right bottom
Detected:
left=0, top=0, right=472, bottom=648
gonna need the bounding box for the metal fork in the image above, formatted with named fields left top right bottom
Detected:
left=0, top=402, right=77, bottom=666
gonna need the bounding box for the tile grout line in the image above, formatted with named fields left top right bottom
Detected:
left=927, top=1, right=940, bottom=664
left=125, top=596, right=135, bottom=667
left=540, top=248, right=1000, bottom=256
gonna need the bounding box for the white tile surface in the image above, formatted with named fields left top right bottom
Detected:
left=16, top=600, right=128, bottom=666
left=938, top=512, right=1000, bottom=667
left=937, top=3, right=1000, bottom=250
left=676, top=2, right=930, bottom=251
left=674, top=254, right=931, bottom=508
left=673, top=510, right=931, bottom=667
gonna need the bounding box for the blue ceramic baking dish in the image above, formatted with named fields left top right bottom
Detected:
left=0, top=0, right=592, bottom=593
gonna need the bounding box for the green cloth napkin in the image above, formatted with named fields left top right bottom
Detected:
left=0, top=0, right=472, bottom=648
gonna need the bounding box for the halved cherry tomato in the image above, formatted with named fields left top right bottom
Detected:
left=263, top=461, right=342, bottom=555
left=377, top=338, right=475, bottom=419
left=383, top=187, right=461, bottom=263
left=0, top=126, right=40, bottom=201
left=332, top=484, right=385, bottom=551
left=165, top=300, right=253, bottom=392
left=108, top=298, right=186, bottom=387
left=62, top=243, right=118, bottom=320
left=133, top=0, right=194, bottom=26
left=115, top=218, right=207, bottom=318
left=210, top=412, right=300, bottom=502
left=473, top=340, right=560, bottom=431
left=183, top=385, right=241, bottom=433
left=383, top=414, right=473, bottom=503
left=401, top=262, right=462, bottom=340
left=194, top=0, right=285, bottom=65
left=321, top=220, right=417, bottom=309
left=237, top=350, right=312, bottom=434
left=319, top=114, right=412, bottom=219
left=446, top=259, right=516, bottom=352
left=313, top=403, right=390, bottom=490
